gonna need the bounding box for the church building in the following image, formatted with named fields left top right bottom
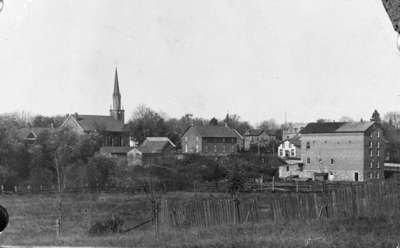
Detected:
left=61, top=68, right=131, bottom=156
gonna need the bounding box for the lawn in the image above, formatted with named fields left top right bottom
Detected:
left=0, top=192, right=399, bottom=247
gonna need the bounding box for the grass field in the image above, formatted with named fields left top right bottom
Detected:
left=0, top=192, right=399, bottom=247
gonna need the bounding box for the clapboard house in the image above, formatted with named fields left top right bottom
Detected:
left=181, top=125, right=240, bottom=155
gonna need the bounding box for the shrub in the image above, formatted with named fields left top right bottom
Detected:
left=88, top=215, right=124, bottom=236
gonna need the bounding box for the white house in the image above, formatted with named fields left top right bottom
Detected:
left=278, top=135, right=301, bottom=159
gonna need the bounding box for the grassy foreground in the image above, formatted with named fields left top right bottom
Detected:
left=0, top=192, right=399, bottom=247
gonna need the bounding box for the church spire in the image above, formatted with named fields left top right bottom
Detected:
left=112, top=67, right=121, bottom=110
left=110, top=67, right=124, bottom=123
left=114, top=68, right=120, bottom=96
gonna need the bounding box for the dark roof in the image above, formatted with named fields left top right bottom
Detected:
left=139, top=137, right=176, bottom=154
left=300, top=122, right=345, bottom=134
left=74, top=115, right=125, bottom=132
left=301, top=122, right=376, bottom=134
left=190, top=125, right=239, bottom=138
left=287, top=135, right=301, bottom=147
left=245, top=129, right=264, bottom=136
left=335, top=122, right=375, bottom=132
left=16, top=127, right=52, bottom=140
left=100, top=146, right=132, bottom=155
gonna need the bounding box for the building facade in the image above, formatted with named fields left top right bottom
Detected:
left=181, top=125, right=239, bottom=155
left=278, top=135, right=301, bottom=159
left=243, top=129, right=276, bottom=151
left=138, top=137, right=176, bottom=165
left=300, top=122, right=384, bottom=182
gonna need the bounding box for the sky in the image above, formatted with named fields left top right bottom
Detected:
left=0, top=0, right=399, bottom=125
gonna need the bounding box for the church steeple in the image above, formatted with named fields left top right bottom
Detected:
left=113, top=68, right=121, bottom=110
left=110, top=68, right=125, bottom=123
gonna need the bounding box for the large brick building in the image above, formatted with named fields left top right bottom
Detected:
left=300, top=121, right=384, bottom=182
left=181, top=125, right=240, bottom=155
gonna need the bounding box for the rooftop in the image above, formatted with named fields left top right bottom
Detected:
left=73, top=114, right=126, bottom=132
left=139, top=137, right=176, bottom=154
left=300, top=122, right=375, bottom=134
left=189, top=125, right=239, bottom=138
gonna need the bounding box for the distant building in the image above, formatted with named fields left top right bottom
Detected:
left=61, top=68, right=130, bottom=156
left=282, top=123, right=305, bottom=140
left=138, top=137, right=176, bottom=165
left=278, top=159, right=305, bottom=179
left=127, top=148, right=143, bottom=166
left=300, top=121, right=384, bottom=182
left=181, top=125, right=240, bottom=155
left=278, top=135, right=301, bottom=159
left=243, top=129, right=276, bottom=151
left=16, top=126, right=53, bottom=144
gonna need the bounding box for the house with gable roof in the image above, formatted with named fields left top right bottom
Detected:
left=243, top=129, right=276, bottom=151
left=181, top=125, right=240, bottom=155
left=138, top=137, right=176, bottom=165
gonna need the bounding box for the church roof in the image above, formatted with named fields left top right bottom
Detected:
left=74, top=114, right=126, bottom=132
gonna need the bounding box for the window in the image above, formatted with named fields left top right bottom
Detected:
left=377, top=131, right=380, bottom=138
left=279, top=149, right=283, bottom=156
left=369, top=172, right=373, bottom=179
left=306, top=142, right=310, bottom=149
left=185, top=144, right=188, bottom=153
left=370, top=161, right=373, bottom=168
left=214, top=145, right=217, bottom=153
left=331, top=159, right=334, bottom=165
left=231, top=145, right=234, bottom=152
left=369, top=141, right=372, bottom=148
left=377, top=149, right=380, bottom=157
left=377, top=161, right=380, bottom=168
left=377, top=172, right=380, bottom=179
left=291, top=149, right=295, bottom=156
left=307, top=157, right=311, bottom=164
left=205, top=145, right=208, bottom=153
left=370, top=149, right=373, bottom=157
left=195, top=144, right=199, bottom=153
left=286, top=166, right=289, bottom=172
left=222, top=145, right=226, bottom=153
left=377, top=142, right=380, bottom=149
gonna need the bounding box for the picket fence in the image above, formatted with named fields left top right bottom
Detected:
left=159, top=180, right=400, bottom=228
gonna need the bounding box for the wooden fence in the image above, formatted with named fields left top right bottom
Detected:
left=159, top=180, right=400, bottom=228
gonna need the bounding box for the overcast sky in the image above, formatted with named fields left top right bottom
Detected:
left=0, top=0, right=399, bottom=125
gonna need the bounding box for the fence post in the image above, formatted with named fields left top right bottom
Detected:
left=55, top=218, right=60, bottom=238
left=234, top=197, right=241, bottom=224
left=272, top=176, right=275, bottom=192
